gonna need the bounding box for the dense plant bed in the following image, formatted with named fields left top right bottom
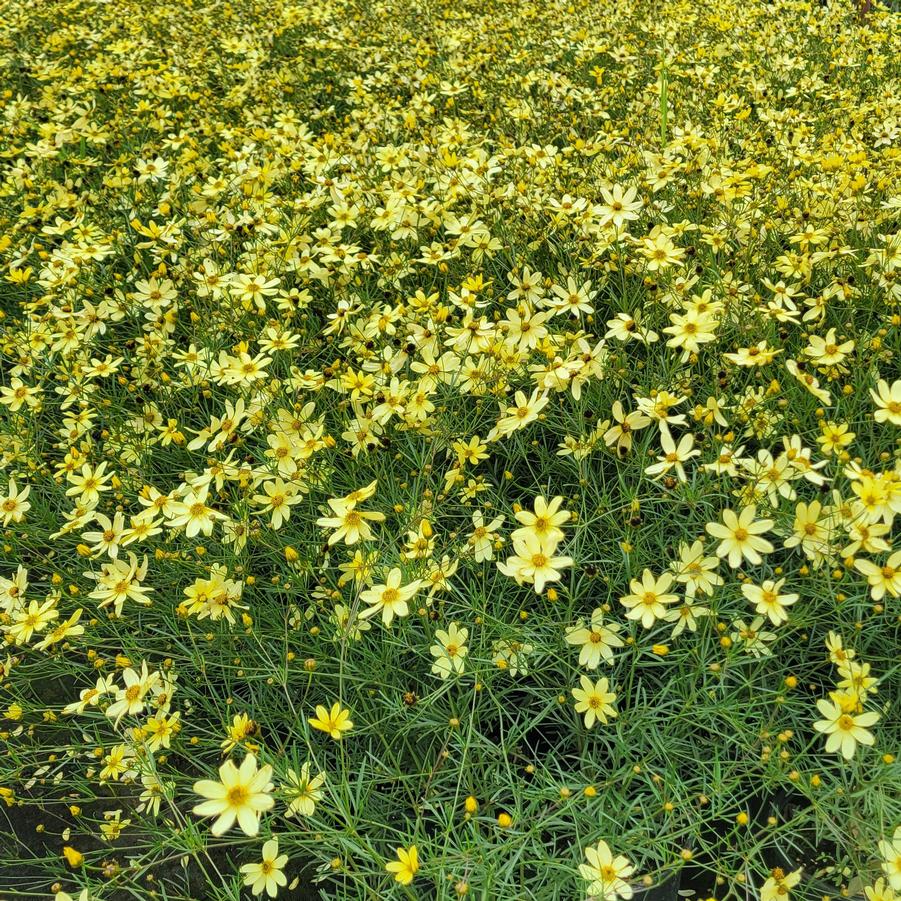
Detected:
left=1, top=0, right=901, bottom=898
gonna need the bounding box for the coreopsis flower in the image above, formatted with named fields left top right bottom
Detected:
left=386, top=845, right=419, bottom=885
left=192, top=754, right=275, bottom=836
left=221, top=713, right=258, bottom=754
left=493, top=639, right=533, bottom=676
left=487, top=388, right=549, bottom=441
left=430, top=622, right=469, bottom=678
left=0, top=377, right=42, bottom=412
left=597, top=183, right=643, bottom=229
left=826, top=631, right=855, bottom=666
left=572, top=676, right=618, bottom=729
left=785, top=359, right=831, bottom=405
left=81, top=511, right=127, bottom=559
left=664, top=308, right=719, bottom=359
left=706, top=506, right=774, bottom=567
left=638, top=228, right=685, bottom=271
left=619, top=570, right=679, bottom=629
left=813, top=696, right=879, bottom=760
left=603, top=401, right=651, bottom=455
left=240, top=837, right=288, bottom=897
left=7, top=597, right=59, bottom=645
left=855, top=552, right=901, bottom=600
left=837, top=660, right=878, bottom=699
left=670, top=540, right=722, bottom=597
left=315, top=495, right=386, bottom=545
left=871, top=379, right=901, bottom=425
left=166, top=490, right=226, bottom=538
left=730, top=617, right=777, bottom=658
left=0, top=479, right=31, bottom=526
left=497, top=533, right=573, bottom=594
left=879, top=827, right=901, bottom=890
left=359, top=568, right=422, bottom=626
left=644, top=429, right=699, bottom=482
left=723, top=341, right=781, bottom=366
left=252, top=478, right=304, bottom=531
left=741, top=578, right=799, bottom=626
left=865, top=878, right=896, bottom=901
left=761, top=869, right=802, bottom=901
left=564, top=608, right=624, bottom=668
left=467, top=510, right=505, bottom=561
left=309, top=702, right=354, bottom=740
left=817, top=420, right=855, bottom=457
left=783, top=499, right=834, bottom=563
left=664, top=599, right=712, bottom=637
left=805, top=328, right=854, bottom=366
left=511, top=495, right=570, bottom=546
left=579, top=840, right=634, bottom=900
left=65, top=462, right=113, bottom=505
left=106, top=662, right=159, bottom=724
left=284, top=763, right=325, bottom=818
left=86, top=553, right=153, bottom=616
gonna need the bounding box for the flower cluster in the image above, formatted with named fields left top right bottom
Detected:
left=0, top=0, right=900, bottom=897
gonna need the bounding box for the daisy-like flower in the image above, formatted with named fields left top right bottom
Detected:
left=603, top=401, right=651, bottom=455
left=730, top=616, right=777, bottom=658
left=386, top=845, right=420, bottom=885
left=871, top=379, right=901, bottom=426
left=664, top=599, right=712, bottom=638
left=706, top=506, right=774, bottom=567
left=7, top=597, right=59, bottom=646
left=467, top=510, right=505, bottom=562
left=619, top=569, right=679, bottom=629
left=192, top=754, right=275, bottom=836
left=741, top=578, right=798, bottom=626
left=309, top=701, right=354, bottom=740
left=284, top=762, right=326, bottom=818
left=65, top=462, right=112, bottom=506
left=572, top=675, right=618, bottom=729
left=761, top=869, right=802, bottom=901
left=813, top=696, right=879, bottom=760
left=430, top=622, right=469, bottom=679
left=855, top=552, right=901, bottom=600
left=252, top=478, right=304, bottom=531
left=865, top=878, right=896, bottom=901
left=597, top=183, right=643, bottom=230
left=497, top=533, right=573, bottom=594
left=579, top=840, right=634, bottom=900
left=879, top=826, right=901, bottom=890
left=105, top=662, right=159, bottom=724
left=644, top=429, right=699, bottom=482
left=358, top=568, right=422, bottom=626
left=240, top=837, right=288, bottom=897
left=0, top=479, right=31, bottom=526
left=512, top=495, right=570, bottom=546
left=166, top=490, right=226, bottom=538
left=670, top=539, right=722, bottom=598
left=315, top=496, right=385, bottom=545
left=564, top=608, right=624, bottom=668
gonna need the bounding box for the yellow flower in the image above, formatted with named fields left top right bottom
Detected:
left=813, top=697, right=879, bottom=760
left=761, top=868, right=802, bottom=901
left=358, top=568, right=422, bottom=626
left=192, top=754, right=274, bottom=836
left=62, top=846, right=84, bottom=868
left=309, top=701, right=354, bottom=740
left=572, top=676, right=618, bottom=729
left=578, top=840, right=634, bottom=900
left=240, top=837, right=289, bottom=897
left=619, top=569, right=679, bottom=629
left=386, top=845, right=419, bottom=885
left=284, top=762, right=326, bottom=818
left=706, top=506, right=774, bottom=568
